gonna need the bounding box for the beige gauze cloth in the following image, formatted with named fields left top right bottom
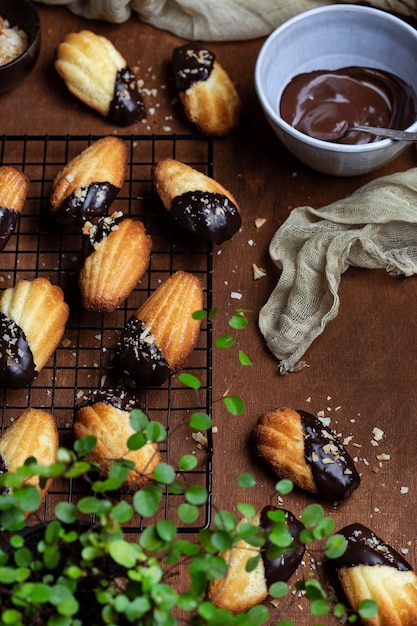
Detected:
left=258, top=168, right=417, bottom=375
left=34, top=0, right=417, bottom=40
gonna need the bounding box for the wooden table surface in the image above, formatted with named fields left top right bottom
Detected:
left=2, top=5, right=416, bottom=623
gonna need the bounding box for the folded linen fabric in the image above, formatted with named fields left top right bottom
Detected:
left=35, top=0, right=417, bottom=40
left=258, top=168, right=417, bottom=374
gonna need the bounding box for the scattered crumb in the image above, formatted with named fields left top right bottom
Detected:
left=252, top=263, right=267, bottom=280
left=230, top=291, right=242, bottom=300
left=400, top=486, right=409, bottom=494
left=372, top=427, right=384, bottom=441
left=255, top=217, right=266, bottom=228
left=192, top=431, right=207, bottom=448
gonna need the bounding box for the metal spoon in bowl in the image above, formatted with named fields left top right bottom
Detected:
left=346, top=124, right=417, bottom=141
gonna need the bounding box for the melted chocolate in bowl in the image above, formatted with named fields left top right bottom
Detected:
left=280, top=66, right=417, bottom=144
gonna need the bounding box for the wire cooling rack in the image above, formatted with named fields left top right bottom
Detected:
left=0, top=134, right=213, bottom=532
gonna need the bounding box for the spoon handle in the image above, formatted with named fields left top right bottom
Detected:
left=352, top=125, right=417, bottom=142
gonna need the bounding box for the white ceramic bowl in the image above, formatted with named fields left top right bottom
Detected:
left=254, top=4, right=417, bottom=176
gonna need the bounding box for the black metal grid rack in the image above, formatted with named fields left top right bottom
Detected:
left=0, top=134, right=214, bottom=532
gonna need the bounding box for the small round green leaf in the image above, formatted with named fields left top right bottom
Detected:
left=275, top=479, right=293, bottom=495
left=223, top=395, right=244, bottom=416
left=358, top=599, right=378, bottom=619
left=129, top=408, right=150, bottom=431
left=108, top=539, right=138, bottom=568
left=178, top=503, right=199, bottom=523
left=133, top=485, right=162, bottom=517
left=301, top=503, right=324, bottom=527
left=178, top=373, right=201, bottom=389
left=325, top=533, right=348, bottom=559
left=153, top=462, right=176, bottom=485
left=228, top=313, right=248, bottom=330
left=189, top=412, right=212, bottom=430
left=215, top=334, right=236, bottom=349
left=237, top=472, right=256, bottom=488
left=73, top=435, right=96, bottom=455
left=238, top=350, right=252, bottom=365
left=55, top=502, right=77, bottom=524
left=237, top=502, right=256, bottom=519
left=177, top=454, right=198, bottom=471
left=269, top=581, right=289, bottom=599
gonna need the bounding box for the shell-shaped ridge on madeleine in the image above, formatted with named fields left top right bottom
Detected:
left=79, top=214, right=151, bottom=312
left=55, top=30, right=126, bottom=117
left=74, top=400, right=161, bottom=490
left=50, top=136, right=128, bottom=219
left=0, top=277, right=69, bottom=372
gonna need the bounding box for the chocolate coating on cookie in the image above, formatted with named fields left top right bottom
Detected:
left=119, top=317, right=170, bottom=387
left=332, top=523, right=412, bottom=571
left=0, top=312, right=36, bottom=388
left=0, top=207, right=18, bottom=251
left=299, top=410, right=360, bottom=501
left=170, top=190, right=241, bottom=244
left=109, top=67, right=146, bottom=126
left=173, top=45, right=215, bottom=91
left=77, top=388, right=139, bottom=412
left=57, top=182, right=119, bottom=224
left=260, top=506, right=305, bottom=586
left=82, top=210, right=125, bottom=258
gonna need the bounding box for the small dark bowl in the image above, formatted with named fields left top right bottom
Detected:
left=0, top=0, right=41, bottom=95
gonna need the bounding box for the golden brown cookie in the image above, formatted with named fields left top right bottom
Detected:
left=0, top=166, right=30, bottom=251
left=55, top=30, right=146, bottom=126
left=79, top=210, right=151, bottom=312
left=208, top=506, right=304, bottom=613
left=172, top=44, right=241, bottom=136
left=118, top=270, right=204, bottom=387
left=152, top=158, right=241, bottom=244
left=0, top=408, right=58, bottom=502
left=252, top=408, right=360, bottom=501
left=328, top=523, right=417, bottom=626
left=50, top=136, right=128, bottom=224
left=0, top=277, right=69, bottom=388
left=74, top=390, right=161, bottom=490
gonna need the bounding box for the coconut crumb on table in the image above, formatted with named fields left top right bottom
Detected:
left=0, top=17, right=28, bottom=66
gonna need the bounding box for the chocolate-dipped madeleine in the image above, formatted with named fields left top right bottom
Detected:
left=0, top=277, right=69, bottom=388
left=55, top=30, right=146, bottom=126
left=118, top=270, right=203, bottom=387
left=0, top=408, right=58, bottom=503
left=74, top=389, right=161, bottom=490
left=152, top=158, right=241, bottom=244
left=172, top=44, right=241, bottom=136
left=252, top=408, right=360, bottom=501
left=50, top=136, right=128, bottom=224
left=79, top=210, right=151, bottom=312
left=328, top=523, right=417, bottom=625
left=208, top=505, right=305, bottom=613
left=0, top=166, right=30, bottom=251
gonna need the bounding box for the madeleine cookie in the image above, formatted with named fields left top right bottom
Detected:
left=79, top=210, right=151, bottom=312
left=118, top=270, right=203, bottom=387
left=0, top=277, right=69, bottom=388
left=208, top=506, right=305, bottom=613
left=328, top=523, right=417, bottom=625
left=0, top=408, right=58, bottom=501
left=0, top=166, right=30, bottom=251
left=172, top=44, right=241, bottom=136
left=55, top=30, right=146, bottom=126
left=252, top=408, right=360, bottom=501
left=50, top=136, right=127, bottom=224
left=74, top=389, right=160, bottom=490
left=152, top=158, right=241, bottom=244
